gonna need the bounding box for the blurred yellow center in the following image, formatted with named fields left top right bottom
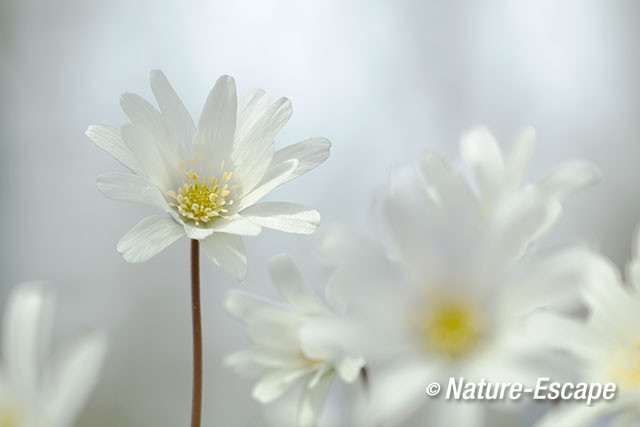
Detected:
left=0, top=408, right=20, bottom=427
left=608, top=341, right=640, bottom=387
left=417, top=300, right=483, bottom=358
left=166, top=160, right=235, bottom=225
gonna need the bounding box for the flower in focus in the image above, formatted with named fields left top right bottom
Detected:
left=0, top=283, right=106, bottom=427
left=87, top=70, right=330, bottom=279
left=225, top=255, right=365, bottom=427
left=532, top=226, right=640, bottom=427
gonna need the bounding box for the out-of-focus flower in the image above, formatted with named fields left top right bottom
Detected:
left=531, top=227, right=640, bottom=427
left=416, top=126, right=599, bottom=254
left=225, top=255, right=365, bottom=427
left=87, top=70, right=330, bottom=279
left=0, top=283, right=106, bottom=427
left=312, top=127, right=602, bottom=426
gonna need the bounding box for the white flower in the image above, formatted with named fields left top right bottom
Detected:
left=224, top=255, right=365, bottom=427
left=311, top=128, right=602, bottom=426
left=417, top=126, right=599, bottom=253
left=0, top=283, right=106, bottom=427
left=87, top=71, right=330, bottom=279
left=531, top=227, right=640, bottom=427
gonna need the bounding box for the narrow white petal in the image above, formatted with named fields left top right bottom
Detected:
left=96, top=172, right=169, bottom=211
left=224, top=289, right=288, bottom=321
left=420, top=151, right=477, bottom=212
left=236, top=89, right=270, bottom=135
left=194, top=75, right=237, bottom=166
left=537, top=160, right=601, bottom=199
left=211, top=217, right=262, bottom=236
left=297, top=372, right=333, bottom=427
left=117, top=215, right=185, bottom=263
left=252, top=368, right=311, bottom=404
left=232, top=97, right=291, bottom=195
left=268, top=137, right=331, bottom=185
left=267, top=255, right=324, bottom=312
left=120, top=124, right=173, bottom=189
left=3, top=283, right=52, bottom=398
left=525, top=311, right=597, bottom=356
left=149, top=70, right=196, bottom=150
left=241, top=202, right=320, bottom=234
left=44, top=333, right=107, bottom=427
left=201, top=233, right=247, bottom=280
left=504, top=126, right=535, bottom=190
left=460, top=126, right=505, bottom=200
left=235, top=159, right=298, bottom=211
left=85, top=125, right=144, bottom=175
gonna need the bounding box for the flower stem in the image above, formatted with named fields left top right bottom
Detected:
left=190, top=239, right=203, bottom=427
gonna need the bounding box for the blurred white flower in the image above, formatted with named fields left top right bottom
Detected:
left=312, top=128, right=602, bottom=426
left=225, top=255, right=365, bottom=427
left=0, top=283, right=106, bottom=427
left=532, top=227, right=640, bottom=427
left=321, top=226, right=604, bottom=427
left=87, top=70, right=330, bottom=279
left=417, top=126, right=599, bottom=254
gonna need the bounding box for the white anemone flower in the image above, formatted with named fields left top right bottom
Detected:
left=225, top=255, right=365, bottom=427
left=312, top=137, right=602, bottom=425
left=0, top=283, right=106, bottom=427
left=419, top=126, right=599, bottom=252
left=531, top=227, right=640, bottom=427
left=87, top=71, right=330, bottom=279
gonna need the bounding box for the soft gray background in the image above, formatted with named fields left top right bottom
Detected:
left=2, top=0, right=640, bottom=425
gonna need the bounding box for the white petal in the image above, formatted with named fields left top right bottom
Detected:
left=117, top=215, right=185, bottom=263
left=537, top=160, right=601, bottom=199
left=226, top=348, right=304, bottom=374
left=298, top=372, right=333, bottom=427
left=120, top=93, right=179, bottom=160
left=235, top=159, right=298, bottom=211
left=3, top=283, right=52, bottom=398
left=504, top=126, right=535, bottom=190
left=232, top=97, right=292, bottom=194
left=211, top=217, right=262, bottom=236
left=194, top=75, right=237, bottom=167
left=252, top=368, right=311, bottom=404
left=420, top=151, right=477, bottom=212
left=224, top=289, right=288, bottom=321
left=149, top=70, right=196, bottom=151
left=268, top=137, right=331, bottom=185
left=267, top=255, right=324, bottom=312
left=240, top=202, right=320, bottom=234
left=85, top=125, right=144, bottom=175
left=460, top=126, right=505, bottom=200
left=357, top=360, right=435, bottom=426
left=535, top=402, right=623, bottom=427
left=120, top=124, right=173, bottom=189
left=96, top=172, right=169, bottom=211
left=44, top=333, right=107, bottom=427
left=525, top=311, right=597, bottom=356
left=201, top=233, right=247, bottom=280
left=183, top=224, right=215, bottom=240
left=236, top=89, right=270, bottom=133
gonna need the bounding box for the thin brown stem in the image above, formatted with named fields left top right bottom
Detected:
left=360, top=366, right=369, bottom=391
left=190, top=239, right=203, bottom=427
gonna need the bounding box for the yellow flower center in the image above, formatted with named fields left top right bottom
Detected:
left=166, top=160, right=236, bottom=226
left=416, top=299, right=484, bottom=359
left=607, top=341, right=640, bottom=388
left=0, top=407, right=20, bottom=427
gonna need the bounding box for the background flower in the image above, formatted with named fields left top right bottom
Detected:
left=0, top=283, right=106, bottom=427
left=225, top=254, right=364, bottom=427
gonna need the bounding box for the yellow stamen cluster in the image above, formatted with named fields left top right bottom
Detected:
left=607, top=341, right=640, bottom=387
left=416, top=299, right=484, bottom=359
left=166, top=164, right=235, bottom=226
